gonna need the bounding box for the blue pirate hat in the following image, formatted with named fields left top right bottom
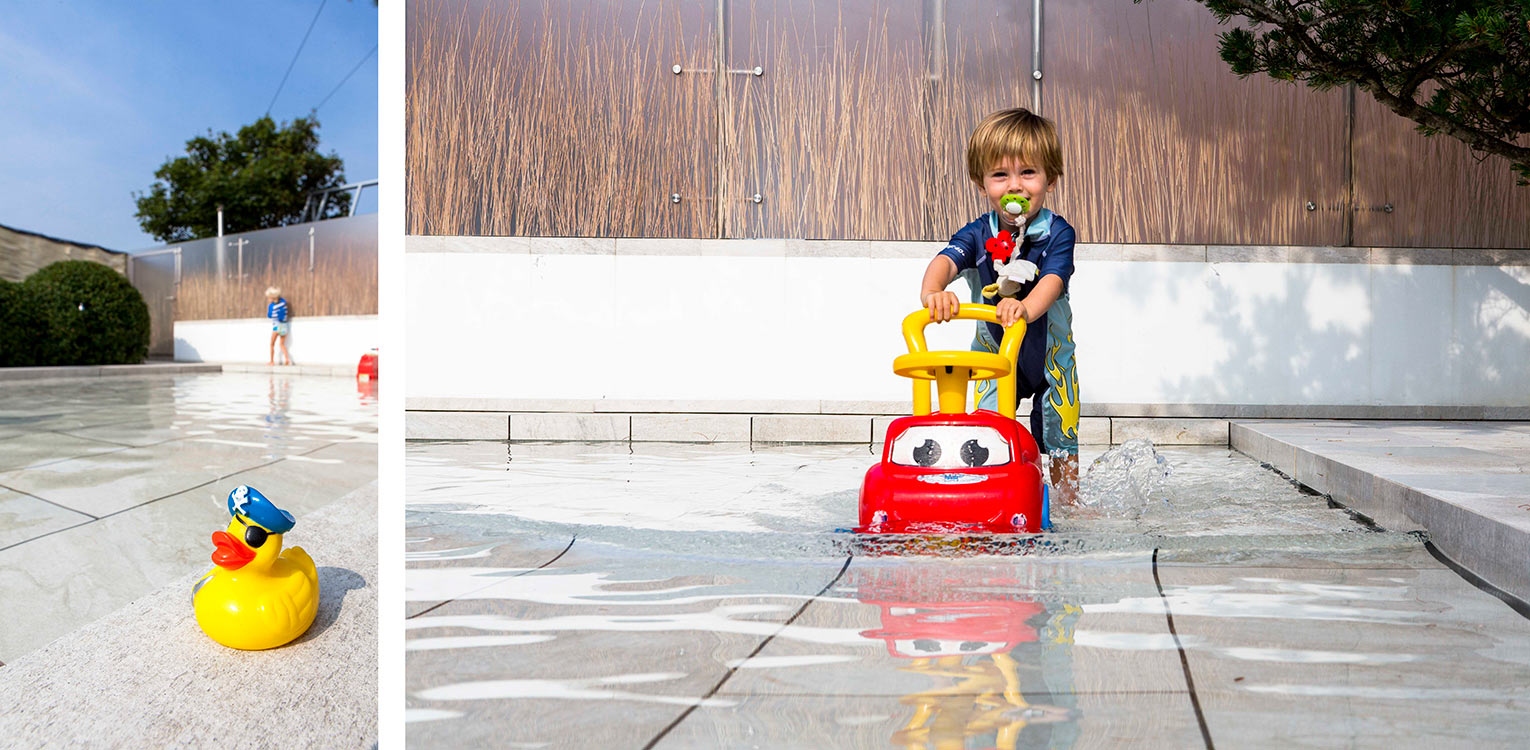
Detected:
left=226, top=485, right=295, bottom=534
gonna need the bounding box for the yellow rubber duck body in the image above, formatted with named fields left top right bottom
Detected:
left=193, top=486, right=318, bottom=650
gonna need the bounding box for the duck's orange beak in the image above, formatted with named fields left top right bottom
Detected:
left=211, top=530, right=256, bottom=570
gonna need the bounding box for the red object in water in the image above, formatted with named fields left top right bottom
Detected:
left=859, top=410, right=1044, bottom=532
left=357, top=349, right=379, bottom=380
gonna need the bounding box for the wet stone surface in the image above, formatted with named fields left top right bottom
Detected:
left=0, top=373, right=377, bottom=661
left=406, top=441, right=1530, bottom=748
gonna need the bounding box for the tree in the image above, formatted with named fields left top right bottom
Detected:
left=134, top=116, right=348, bottom=242
left=1162, top=0, right=1530, bottom=184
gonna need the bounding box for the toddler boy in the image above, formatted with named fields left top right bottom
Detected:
left=266, top=287, right=293, bottom=366
left=919, top=108, right=1080, bottom=502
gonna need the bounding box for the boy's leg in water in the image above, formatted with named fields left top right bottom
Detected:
left=1042, top=296, right=1080, bottom=503
left=268, top=330, right=277, bottom=365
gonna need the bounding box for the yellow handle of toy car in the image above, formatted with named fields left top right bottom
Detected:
left=900, top=304, right=1025, bottom=419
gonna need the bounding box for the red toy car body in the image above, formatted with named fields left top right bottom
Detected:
left=860, top=409, right=1046, bottom=533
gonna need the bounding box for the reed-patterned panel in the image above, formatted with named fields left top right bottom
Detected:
left=406, top=0, right=718, bottom=237
left=722, top=0, right=930, bottom=239
left=1353, top=94, right=1530, bottom=249
left=1042, top=0, right=1348, bottom=245
left=171, top=216, right=379, bottom=321
left=922, top=0, right=1036, bottom=241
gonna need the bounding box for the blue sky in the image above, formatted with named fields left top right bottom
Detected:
left=0, top=0, right=378, bottom=252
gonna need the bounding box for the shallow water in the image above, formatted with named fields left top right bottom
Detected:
left=405, top=440, right=1530, bottom=748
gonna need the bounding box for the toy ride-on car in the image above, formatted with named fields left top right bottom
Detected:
left=859, top=303, right=1049, bottom=533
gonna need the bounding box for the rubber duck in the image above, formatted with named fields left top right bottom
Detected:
left=193, top=485, right=319, bottom=650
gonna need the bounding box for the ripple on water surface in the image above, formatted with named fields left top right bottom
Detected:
left=406, top=440, right=1410, bottom=561
left=405, top=440, right=1530, bottom=748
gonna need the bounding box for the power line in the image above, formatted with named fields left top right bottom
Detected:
left=312, top=44, right=377, bottom=113
left=265, top=0, right=329, bottom=116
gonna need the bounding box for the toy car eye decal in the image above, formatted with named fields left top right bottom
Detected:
left=891, top=426, right=1012, bottom=469
left=960, top=439, right=989, bottom=467
left=912, top=439, right=942, bottom=467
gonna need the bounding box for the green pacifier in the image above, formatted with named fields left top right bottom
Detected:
left=1000, top=193, right=1030, bottom=217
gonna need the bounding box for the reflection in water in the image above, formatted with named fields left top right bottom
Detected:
left=405, top=442, right=1530, bottom=748
left=849, top=564, right=1078, bottom=749
left=356, top=376, right=378, bottom=406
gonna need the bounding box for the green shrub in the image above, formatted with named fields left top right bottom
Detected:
left=22, top=261, right=150, bottom=365
left=0, top=278, right=46, bottom=367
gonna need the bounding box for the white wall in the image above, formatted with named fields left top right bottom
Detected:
left=175, top=315, right=379, bottom=367
left=406, top=246, right=1530, bottom=407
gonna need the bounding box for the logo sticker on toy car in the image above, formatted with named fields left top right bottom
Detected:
left=917, top=473, right=988, bottom=485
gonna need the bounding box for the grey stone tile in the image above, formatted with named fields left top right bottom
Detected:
left=57, top=420, right=222, bottom=448
left=405, top=550, right=848, bottom=748
left=406, top=412, right=510, bottom=441
left=1162, top=564, right=1530, bottom=747
left=1077, top=416, right=1111, bottom=445
left=0, top=366, right=101, bottom=382
left=782, top=239, right=873, bottom=258
left=818, top=399, right=907, bottom=415
left=615, top=238, right=751, bottom=256
left=510, top=413, right=629, bottom=441
left=1457, top=248, right=1530, bottom=266
left=0, top=488, right=93, bottom=549
left=630, top=414, right=750, bottom=443
left=753, top=415, right=871, bottom=444
left=0, top=431, right=128, bottom=471
left=406, top=397, right=599, bottom=413
left=1230, top=423, right=1299, bottom=476
left=406, top=235, right=533, bottom=253
left=1119, top=243, right=1206, bottom=262
left=1370, top=247, right=1454, bottom=265
left=530, top=237, right=615, bottom=255
left=1074, top=243, right=1123, bottom=261
left=592, top=399, right=820, bottom=414
left=663, top=692, right=1209, bottom=749
left=1112, top=418, right=1228, bottom=445
left=0, top=437, right=275, bottom=517
left=405, top=527, right=577, bottom=617
left=1295, top=246, right=1371, bottom=264
left=1209, top=245, right=1288, bottom=263
left=867, top=240, right=943, bottom=259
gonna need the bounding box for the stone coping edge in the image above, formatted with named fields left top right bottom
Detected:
left=405, top=411, right=1226, bottom=446
left=406, top=235, right=1529, bottom=265
left=0, top=363, right=221, bottom=382
left=0, top=362, right=362, bottom=382
left=1229, top=422, right=1530, bottom=605
left=406, top=398, right=1530, bottom=420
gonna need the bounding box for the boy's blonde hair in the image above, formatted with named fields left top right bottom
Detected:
left=265, top=287, right=281, bottom=298
left=966, top=108, right=1064, bottom=184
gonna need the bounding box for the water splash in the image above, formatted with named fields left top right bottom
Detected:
left=1074, top=439, right=1174, bottom=518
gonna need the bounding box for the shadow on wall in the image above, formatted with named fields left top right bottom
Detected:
left=1103, top=261, right=1530, bottom=407
left=1464, top=267, right=1530, bottom=398
left=175, top=339, right=203, bottom=363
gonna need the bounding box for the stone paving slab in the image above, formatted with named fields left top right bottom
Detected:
left=1231, top=420, right=1530, bottom=603
left=0, top=482, right=377, bottom=747
left=1158, top=560, right=1530, bottom=747
left=403, top=522, right=856, bottom=748
left=0, top=438, right=376, bottom=661
left=0, top=363, right=221, bottom=382
left=0, top=487, right=90, bottom=550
